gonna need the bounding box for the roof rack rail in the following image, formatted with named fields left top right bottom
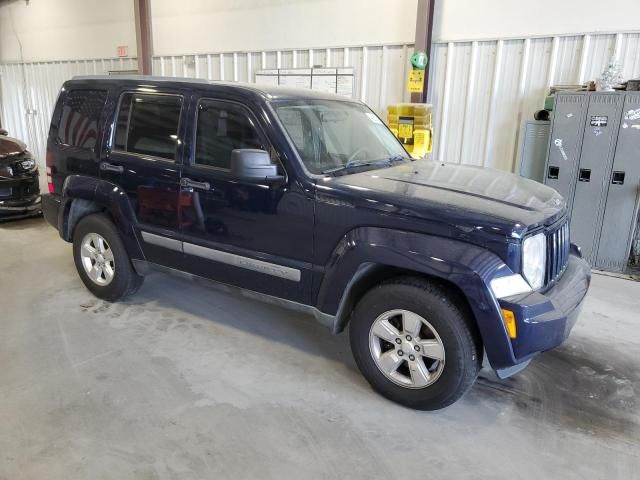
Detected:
left=71, top=74, right=210, bottom=83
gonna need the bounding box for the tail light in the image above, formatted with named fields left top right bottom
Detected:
left=46, top=150, right=55, bottom=193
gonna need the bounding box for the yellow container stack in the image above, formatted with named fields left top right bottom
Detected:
left=387, top=103, right=433, bottom=159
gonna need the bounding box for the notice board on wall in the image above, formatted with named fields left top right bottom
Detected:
left=255, top=67, right=354, bottom=98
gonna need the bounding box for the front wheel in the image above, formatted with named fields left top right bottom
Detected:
left=72, top=213, right=143, bottom=301
left=349, top=277, right=481, bottom=410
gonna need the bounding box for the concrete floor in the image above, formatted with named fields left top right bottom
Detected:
left=1, top=217, right=639, bottom=480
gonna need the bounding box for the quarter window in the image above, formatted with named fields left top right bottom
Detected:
left=57, top=89, right=107, bottom=148
left=114, top=93, right=182, bottom=160
left=195, top=100, right=266, bottom=169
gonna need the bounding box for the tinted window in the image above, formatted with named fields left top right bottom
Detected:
left=195, top=100, right=266, bottom=169
left=58, top=89, right=107, bottom=148
left=114, top=93, right=182, bottom=160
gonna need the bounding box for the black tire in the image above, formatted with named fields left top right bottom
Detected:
left=72, top=213, right=143, bottom=301
left=349, top=277, right=481, bottom=410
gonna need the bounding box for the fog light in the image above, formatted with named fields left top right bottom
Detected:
left=501, top=309, right=517, bottom=339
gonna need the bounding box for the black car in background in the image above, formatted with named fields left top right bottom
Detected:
left=0, top=129, right=41, bottom=220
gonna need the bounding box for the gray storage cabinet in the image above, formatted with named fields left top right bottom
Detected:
left=595, top=93, right=640, bottom=271
left=544, top=93, right=588, bottom=212
left=544, top=91, right=640, bottom=272
left=519, top=120, right=550, bottom=183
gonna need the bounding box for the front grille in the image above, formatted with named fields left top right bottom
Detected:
left=545, top=221, right=570, bottom=285
left=0, top=187, right=11, bottom=197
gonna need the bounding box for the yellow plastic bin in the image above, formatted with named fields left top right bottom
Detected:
left=386, top=103, right=432, bottom=158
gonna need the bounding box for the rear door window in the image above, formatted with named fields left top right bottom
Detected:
left=114, top=93, right=182, bottom=161
left=57, top=89, right=107, bottom=149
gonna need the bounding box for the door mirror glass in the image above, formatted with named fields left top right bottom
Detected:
left=230, top=149, right=283, bottom=183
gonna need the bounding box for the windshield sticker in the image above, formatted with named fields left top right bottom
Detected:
left=366, top=112, right=383, bottom=125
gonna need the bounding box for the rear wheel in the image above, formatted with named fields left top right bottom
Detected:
left=349, top=277, right=481, bottom=410
left=72, top=214, right=142, bottom=301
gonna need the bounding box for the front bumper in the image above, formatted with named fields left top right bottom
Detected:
left=0, top=170, right=41, bottom=220
left=497, top=252, right=591, bottom=370
left=0, top=196, right=42, bottom=220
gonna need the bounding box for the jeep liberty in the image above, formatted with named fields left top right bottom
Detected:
left=42, top=76, right=591, bottom=410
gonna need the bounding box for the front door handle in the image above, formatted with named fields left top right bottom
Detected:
left=100, top=162, right=124, bottom=174
left=181, top=177, right=210, bottom=191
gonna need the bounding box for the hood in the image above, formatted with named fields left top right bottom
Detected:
left=326, top=161, right=566, bottom=237
left=0, top=136, right=28, bottom=160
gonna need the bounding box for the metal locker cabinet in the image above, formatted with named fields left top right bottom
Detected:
left=569, top=92, right=624, bottom=264
left=595, top=92, right=640, bottom=271
left=544, top=93, right=588, bottom=213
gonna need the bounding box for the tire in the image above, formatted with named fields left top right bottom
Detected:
left=349, top=277, right=481, bottom=410
left=72, top=213, right=143, bottom=301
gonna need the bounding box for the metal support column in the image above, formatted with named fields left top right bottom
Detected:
left=134, top=0, right=153, bottom=75
left=411, top=0, right=435, bottom=103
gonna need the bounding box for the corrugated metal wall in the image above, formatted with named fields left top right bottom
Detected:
left=429, top=32, right=640, bottom=171
left=0, top=57, right=138, bottom=166
left=1, top=32, right=640, bottom=173
left=150, top=44, right=415, bottom=109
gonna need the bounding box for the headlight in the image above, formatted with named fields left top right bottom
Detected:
left=522, top=233, right=546, bottom=290
left=19, top=159, right=36, bottom=171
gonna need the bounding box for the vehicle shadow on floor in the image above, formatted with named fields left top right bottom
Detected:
left=119, top=269, right=640, bottom=441
left=0, top=215, right=44, bottom=229
left=472, top=336, right=639, bottom=443
left=127, top=271, right=359, bottom=373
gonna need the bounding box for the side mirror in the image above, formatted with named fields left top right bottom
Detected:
left=0, top=129, right=8, bottom=136
left=230, top=149, right=284, bottom=184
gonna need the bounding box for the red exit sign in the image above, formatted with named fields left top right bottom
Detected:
left=117, top=46, right=128, bottom=57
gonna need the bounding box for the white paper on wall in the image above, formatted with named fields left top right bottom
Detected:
left=279, top=69, right=312, bottom=89
left=254, top=67, right=355, bottom=98
left=255, top=69, right=279, bottom=86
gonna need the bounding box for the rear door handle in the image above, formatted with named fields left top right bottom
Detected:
left=181, top=177, right=210, bottom=191
left=100, top=162, right=124, bottom=174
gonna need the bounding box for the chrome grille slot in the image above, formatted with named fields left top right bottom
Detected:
left=545, top=221, right=570, bottom=285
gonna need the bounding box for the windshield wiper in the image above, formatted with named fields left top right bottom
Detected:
left=387, top=155, right=410, bottom=163
left=322, top=155, right=409, bottom=175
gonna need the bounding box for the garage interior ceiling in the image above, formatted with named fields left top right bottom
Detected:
left=1, top=31, right=640, bottom=172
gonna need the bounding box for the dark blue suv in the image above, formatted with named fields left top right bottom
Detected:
left=42, top=76, right=591, bottom=410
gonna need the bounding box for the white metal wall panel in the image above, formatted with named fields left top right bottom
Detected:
left=464, top=41, right=505, bottom=166
left=149, top=46, right=412, bottom=116
left=618, top=33, right=640, bottom=78
left=493, top=40, right=529, bottom=172
left=430, top=32, right=640, bottom=171
left=2, top=32, right=640, bottom=175
left=0, top=58, right=137, bottom=166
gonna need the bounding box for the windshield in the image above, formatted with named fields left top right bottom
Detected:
left=273, top=99, right=409, bottom=175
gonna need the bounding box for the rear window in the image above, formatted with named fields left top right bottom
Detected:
left=57, top=89, right=107, bottom=149
left=114, top=93, right=182, bottom=160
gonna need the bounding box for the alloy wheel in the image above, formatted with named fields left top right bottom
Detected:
left=369, top=309, right=445, bottom=388
left=80, top=232, right=115, bottom=286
